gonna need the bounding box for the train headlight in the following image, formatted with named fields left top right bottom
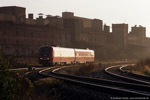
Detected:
left=40, top=58, right=43, bottom=60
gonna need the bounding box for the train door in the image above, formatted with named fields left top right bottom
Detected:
left=74, top=49, right=76, bottom=64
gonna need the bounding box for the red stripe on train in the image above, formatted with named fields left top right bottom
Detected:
left=76, top=57, right=94, bottom=61
left=53, top=57, right=94, bottom=62
left=53, top=57, right=75, bottom=62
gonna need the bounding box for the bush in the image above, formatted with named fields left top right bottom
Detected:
left=129, top=58, right=150, bottom=76
left=0, top=53, right=33, bottom=100
left=0, top=52, right=70, bottom=100
left=33, top=78, right=66, bottom=100
left=71, top=63, right=100, bottom=76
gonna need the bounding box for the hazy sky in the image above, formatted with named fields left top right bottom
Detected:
left=1, top=0, right=150, bottom=37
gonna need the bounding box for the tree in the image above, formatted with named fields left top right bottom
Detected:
left=0, top=52, right=33, bottom=100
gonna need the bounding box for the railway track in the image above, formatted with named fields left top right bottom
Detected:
left=105, top=65, right=150, bottom=85
left=120, top=65, right=150, bottom=80
left=39, top=65, right=150, bottom=97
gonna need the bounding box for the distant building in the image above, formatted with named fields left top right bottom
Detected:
left=0, top=21, right=72, bottom=57
left=112, top=23, right=128, bottom=49
left=62, top=12, right=108, bottom=59
left=128, top=25, right=146, bottom=46
left=104, top=24, right=110, bottom=33
left=45, top=15, right=63, bottom=28
left=0, top=6, right=72, bottom=57
left=26, top=13, right=36, bottom=25
left=0, top=6, right=26, bottom=23
left=0, top=6, right=150, bottom=60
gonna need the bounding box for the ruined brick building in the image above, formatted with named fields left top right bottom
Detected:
left=0, top=6, right=150, bottom=61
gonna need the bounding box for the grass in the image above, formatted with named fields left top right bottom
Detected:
left=1, top=57, right=131, bottom=100
left=128, top=58, right=150, bottom=76
left=0, top=54, right=67, bottom=100
left=73, top=63, right=101, bottom=76
left=33, top=78, right=66, bottom=100
left=67, top=61, right=127, bottom=76
left=12, top=57, right=40, bottom=68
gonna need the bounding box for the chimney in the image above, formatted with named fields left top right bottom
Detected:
left=28, top=13, right=33, bottom=19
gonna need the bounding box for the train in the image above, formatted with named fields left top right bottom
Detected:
left=39, top=46, right=95, bottom=66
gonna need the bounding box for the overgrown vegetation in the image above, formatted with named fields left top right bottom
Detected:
left=65, top=61, right=129, bottom=76
left=66, top=62, right=117, bottom=76
left=0, top=54, right=33, bottom=100
left=33, top=78, right=66, bottom=100
left=61, top=63, right=101, bottom=76
left=128, top=58, right=150, bottom=76
left=72, top=63, right=101, bottom=76
left=15, top=57, right=39, bottom=67
left=0, top=53, right=67, bottom=100
left=0, top=52, right=132, bottom=100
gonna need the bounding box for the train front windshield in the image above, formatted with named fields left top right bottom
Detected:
left=40, top=47, right=52, bottom=57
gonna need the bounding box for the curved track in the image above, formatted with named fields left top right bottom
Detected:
left=120, top=65, right=150, bottom=80
left=39, top=65, right=150, bottom=97
left=105, top=65, right=150, bottom=85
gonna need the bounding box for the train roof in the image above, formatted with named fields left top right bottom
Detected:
left=75, top=48, right=94, bottom=52
left=40, top=46, right=94, bottom=52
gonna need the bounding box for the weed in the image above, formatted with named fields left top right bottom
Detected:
left=129, top=58, right=150, bottom=76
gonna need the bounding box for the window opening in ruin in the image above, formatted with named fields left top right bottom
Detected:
left=31, top=32, right=33, bottom=37
left=16, top=31, right=19, bottom=36
left=16, top=40, right=19, bottom=45
left=3, top=30, right=6, bottom=35
left=3, top=39, right=6, bottom=44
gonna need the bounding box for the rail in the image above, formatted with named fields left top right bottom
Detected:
left=105, top=65, right=150, bottom=85
left=39, top=65, right=150, bottom=97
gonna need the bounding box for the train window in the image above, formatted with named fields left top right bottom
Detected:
left=79, top=53, right=88, bottom=56
left=40, top=47, right=51, bottom=57
left=90, top=53, right=94, bottom=56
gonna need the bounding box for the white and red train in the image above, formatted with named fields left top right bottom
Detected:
left=39, top=46, right=95, bottom=66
